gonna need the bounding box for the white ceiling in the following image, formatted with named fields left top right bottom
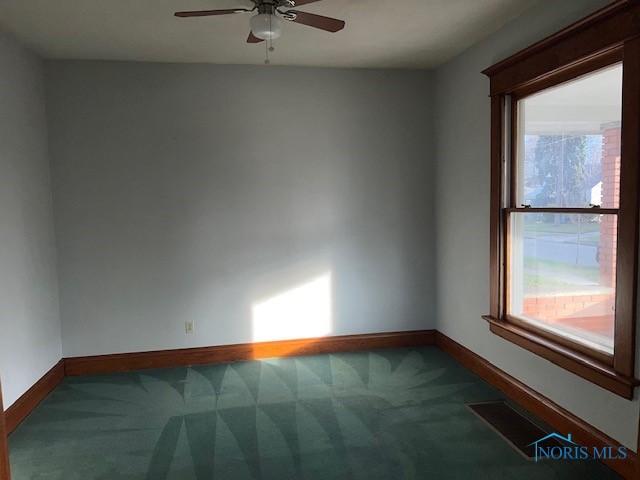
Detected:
left=0, top=0, right=537, bottom=69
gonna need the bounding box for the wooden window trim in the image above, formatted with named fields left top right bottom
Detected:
left=504, top=313, right=612, bottom=366
left=482, top=315, right=638, bottom=399
left=482, top=0, right=640, bottom=399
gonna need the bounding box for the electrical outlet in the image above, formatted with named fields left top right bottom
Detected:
left=185, top=321, right=194, bottom=335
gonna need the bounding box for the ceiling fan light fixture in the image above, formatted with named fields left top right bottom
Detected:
left=250, top=13, right=282, bottom=40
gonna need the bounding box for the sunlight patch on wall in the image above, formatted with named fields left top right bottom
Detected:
left=252, top=273, right=332, bottom=342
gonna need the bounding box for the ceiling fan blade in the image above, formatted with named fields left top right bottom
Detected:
left=290, top=0, right=323, bottom=5
left=175, top=8, right=249, bottom=18
left=247, top=32, right=264, bottom=43
left=287, top=10, right=345, bottom=33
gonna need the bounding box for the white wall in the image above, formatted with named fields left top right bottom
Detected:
left=434, top=0, right=640, bottom=450
left=45, top=62, right=436, bottom=357
left=0, top=31, right=62, bottom=407
left=12, top=0, right=634, bottom=452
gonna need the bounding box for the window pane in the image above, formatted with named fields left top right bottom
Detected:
left=517, top=64, right=622, bottom=208
left=509, top=212, right=616, bottom=354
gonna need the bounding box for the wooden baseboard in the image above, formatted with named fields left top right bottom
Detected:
left=65, top=330, right=437, bottom=376
left=435, top=331, right=638, bottom=479
left=0, top=382, right=10, bottom=480
left=4, top=361, right=65, bottom=435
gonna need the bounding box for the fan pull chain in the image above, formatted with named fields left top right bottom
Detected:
left=264, top=40, right=275, bottom=64
left=264, top=13, right=275, bottom=65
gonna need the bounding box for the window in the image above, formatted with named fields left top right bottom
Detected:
left=509, top=65, right=622, bottom=357
left=482, top=2, right=640, bottom=398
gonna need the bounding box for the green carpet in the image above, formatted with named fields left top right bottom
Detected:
left=9, top=347, right=618, bottom=479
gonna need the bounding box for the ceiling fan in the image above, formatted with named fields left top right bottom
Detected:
left=174, top=0, right=346, bottom=44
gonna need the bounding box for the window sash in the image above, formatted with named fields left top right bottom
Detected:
left=504, top=59, right=623, bottom=361
left=503, top=210, right=617, bottom=364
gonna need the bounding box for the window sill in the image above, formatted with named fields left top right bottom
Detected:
left=482, top=315, right=638, bottom=399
